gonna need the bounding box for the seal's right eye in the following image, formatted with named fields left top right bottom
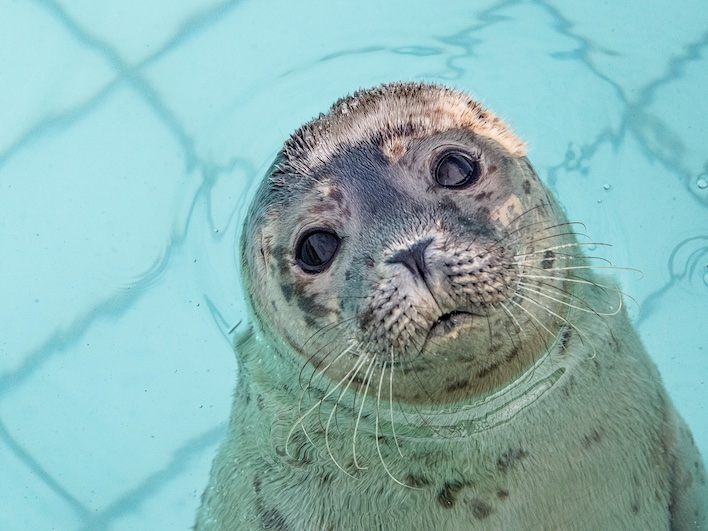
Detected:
left=434, top=151, right=480, bottom=189
left=295, top=229, right=340, bottom=273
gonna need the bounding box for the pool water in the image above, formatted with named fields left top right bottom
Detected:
left=0, top=1, right=706, bottom=528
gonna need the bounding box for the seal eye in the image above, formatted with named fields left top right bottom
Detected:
left=434, top=151, right=480, bottom=188
left=295, top=229, right=340, bottom=273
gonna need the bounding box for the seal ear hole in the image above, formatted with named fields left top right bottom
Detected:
left=434, top=151, right=481, bottom=189
left=295, top=228, right=340, bottom=273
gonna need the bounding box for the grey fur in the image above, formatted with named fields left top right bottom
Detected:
left=196, top=82, right=707, bottom=530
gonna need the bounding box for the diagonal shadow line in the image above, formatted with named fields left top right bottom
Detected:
left=1, top=0, right=242, bottom=172
left=34, top=0, right=199, bottom=170
left=532, top=6, right=708, bottom=318
left=536, top=2, right=708, bottom=191
left=0, top=120, right=251, bottom=401
left=0, top=78, right=119, bottom=170
left=0, top=418, right=93, bottom=519
left=133, top=0, right=247, bottom=68
left=0, top=245, right=173, bottom=399
left=0, top=0, right=256, bottom=397
left=76, top=424, right=226, bottom=531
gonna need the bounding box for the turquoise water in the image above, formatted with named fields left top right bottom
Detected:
left=0, top=1, right=706, bottom=528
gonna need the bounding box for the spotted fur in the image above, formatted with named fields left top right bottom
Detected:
left=196, top=83, right=707, bottom=530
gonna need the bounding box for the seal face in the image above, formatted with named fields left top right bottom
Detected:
left=242, top=84, right=573, bottom=403
left=197, top=82, right=707, bottom=531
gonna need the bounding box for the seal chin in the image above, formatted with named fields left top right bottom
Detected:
left=427, top=310, right=477, bottom=339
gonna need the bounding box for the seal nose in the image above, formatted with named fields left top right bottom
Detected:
left=387, top=238, right=433, bottom=280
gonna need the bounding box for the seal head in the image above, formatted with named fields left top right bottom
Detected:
left=242, top=82, right=575, bottom=404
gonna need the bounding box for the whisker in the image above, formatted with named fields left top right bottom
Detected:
left=506, top=297, right=555, bottom=338
left=322, top=353, right=371, bottom=479
left=512, top=292, right=599, bottom=361
left=498, top=300, right=525, bottom=335
left=286, top=342, right=358, bottom=458
left=352, top=355, right=377, bottom=471
left=516, top=281, right=622, bottom=317
left=389, top=348, right=404, bottom=458
left=375, top=359, right=414, bottom=488
left=514, top=240, right=613, bottom=258
left=529, top=265, right=641, bottom=274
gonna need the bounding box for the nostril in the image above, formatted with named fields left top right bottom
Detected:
left=387, top=238, right=433, bottom=280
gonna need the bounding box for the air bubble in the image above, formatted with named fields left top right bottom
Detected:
left=603, top=183, right=612, bottom=191
left=697, top=177, right=708, bottom=190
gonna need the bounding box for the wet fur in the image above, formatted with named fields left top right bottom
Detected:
left=196, top=83, right=707, bottom=530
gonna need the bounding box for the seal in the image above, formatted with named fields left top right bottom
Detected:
left=196, top=82, right=707, bottom=530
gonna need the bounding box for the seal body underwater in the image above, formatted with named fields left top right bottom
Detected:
left=195, top=82, right=707, bottom=530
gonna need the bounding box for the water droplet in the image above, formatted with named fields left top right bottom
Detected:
left=603, top=183, right=611, bottom=191
left=697, top=177, right=708, bottom=190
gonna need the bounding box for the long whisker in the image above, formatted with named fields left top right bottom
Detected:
left=352, top=355, right=377, bottom=470
left=286, top=342, right=358, bottom=457
left=512, top=292, right=598, bottom=360
left=514, top=241, right=613, bottom=258
left=389, top=348, right=404, bottom=458
left=506, top=298, right=555, bottom=338
left=516, top=281, right=622, bottom=317
left=322, top=353, right=371, bottom=479
left=498, top=300, right=525, bottom=335
left=375, top=360, right=413, bottom=488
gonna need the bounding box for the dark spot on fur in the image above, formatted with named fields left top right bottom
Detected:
left=438, top=481, right=466, bottom=509
left=631, top=502, right=640, bottom=514
left=280, top=283, right=294, bottom=302
left=540, top=250, right=555, bottom=270
left=487, top=164, right=497, bottom=174
left=446, top=379, right=470, bottom=393
left=253, top=475, right=262, bottom=494
left=478, top=206, right=490, bottom=218
left=291, top=281, right=331, bottom=318
left=504, top=347, right=520, bottom=363
left=497, top=489, right=509, bottom=500
left=274, top=246, right=289, bottom=274
left=304, top=314, right=318, bottom=328
left=477, top=361, right=501, bottom=379
left=562, top=375, right=576, bottom=398
left=475, top=191, right=488, bottom=201
left=236, top=378, right=251, bottom=406
left=365, top=255, right=375, bottom=268
left=497, top=449, right=529, bottom=472
left=469, top=499, right=493, bottom=519
left=309, top=202, right=334, bottom=213
left=560, top=326, right=572, bottom=353
left=522, top=180, right=531, bottom=195
left=582, top=428, right=603, bottom=449
left=406, top=474, right=432, bottom=488
left=256, top=503, right=291, bottom=531
left=592, top=358, right=602, bottom=375
left=437, top=196, right=462, bottom=215
left=329, top=187, right=344, bottom=205
left=359, top=307, right=375, bottom=330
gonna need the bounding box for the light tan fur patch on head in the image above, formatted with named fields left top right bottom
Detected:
left=279, top=82, right=527, bottom=176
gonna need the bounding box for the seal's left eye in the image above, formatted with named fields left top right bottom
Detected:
left=295, top=229, right=340, bottom=273
left=434, top=151, right=480, bottom=189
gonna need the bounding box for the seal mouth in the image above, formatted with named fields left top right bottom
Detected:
left=428, top=311, right=476, bottom=338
